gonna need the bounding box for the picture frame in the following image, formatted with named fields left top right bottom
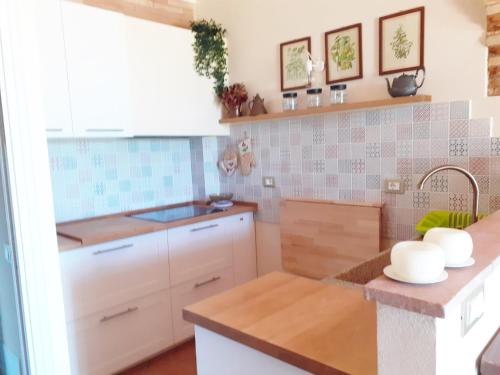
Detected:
left=280, top=37, right=311, bottom=92
left=379, top=7, right=425, bottom=75
left=325, top=23, right=363, bottom=84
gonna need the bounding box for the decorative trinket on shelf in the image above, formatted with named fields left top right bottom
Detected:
left=247, top=94, right=268, bottom=116
left=218, top=147, right=238, bottom=176
left=221, top=83, right=248, bottom=117
left=238, top=137, right=256, bottom=176
left=386, top=67, right=425, bottom=97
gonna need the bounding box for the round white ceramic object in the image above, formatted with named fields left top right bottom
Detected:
left=390, top=241, right=446, bottom=283
left=423, top=228, right=473, bottom=266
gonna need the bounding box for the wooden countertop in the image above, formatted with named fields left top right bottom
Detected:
left=183, top=272, right=376, bottom=375
left=56, top=201, right=257, bottom=251
left=365, top=209, right=500, bottom=318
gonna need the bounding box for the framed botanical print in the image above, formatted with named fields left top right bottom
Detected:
left=280, top=37, right=311, bottom=91
left=325, top=23, right=363, bottom=84
left=379, top=7, right=425, bottom=75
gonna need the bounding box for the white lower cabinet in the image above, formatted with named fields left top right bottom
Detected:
left=171, top=267, right=235, bottom=342
left=61, top=213, right=256, bottom=374
left=67, top=291, right=174, bottom=375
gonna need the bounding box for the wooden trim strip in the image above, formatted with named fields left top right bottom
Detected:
left=219, top=95, right=432, bottom=125
left=487, top=31, right=500, bottom=46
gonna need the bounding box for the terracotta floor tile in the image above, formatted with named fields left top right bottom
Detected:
left=120, top=340, right=196, bottom=375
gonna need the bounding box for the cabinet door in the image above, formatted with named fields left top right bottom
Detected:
left=61, top=2, right=131, bottom=137
left=171, top=268, right=234, bottom=343
left=168, top=216, right=234, bottom=286
left=59, top=231, right=169, bottom=322
left=67, top=291, right=174, bottom=375
left=125, top=17, right=229, bottom=136
left=231, top=212, right=257, bottom=285
left=35, top=0, right=73, bottom=138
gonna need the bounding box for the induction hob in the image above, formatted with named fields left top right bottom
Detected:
left=129, top=206, right=224, bottom=223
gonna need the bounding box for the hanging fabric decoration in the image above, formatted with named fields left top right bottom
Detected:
left=238, top=137, right=256, bottom=176
left=218, top=147, right=238, bottom=176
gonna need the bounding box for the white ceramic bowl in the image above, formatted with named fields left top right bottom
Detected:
left=423, top=227, right=473, bottom=266
left=390, top=241, right=446, bottom=283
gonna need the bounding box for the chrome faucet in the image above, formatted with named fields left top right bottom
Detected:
left=417, top=165, right=480, bottom=224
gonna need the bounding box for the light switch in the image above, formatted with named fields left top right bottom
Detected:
left=384, top=179, right=405, bottom=194
left=462, top=285, right=485, bottom=336
left=262, top=176, right=275, bottom=188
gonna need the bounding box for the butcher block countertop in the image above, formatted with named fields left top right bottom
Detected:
left=183, top=272, right=376, bottom=375
left=365, top=209, right=500, bottom=318
left=56, top=201, right=257, bottom=251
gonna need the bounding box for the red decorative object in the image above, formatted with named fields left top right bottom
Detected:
left=222, top=83, right=248, bottom=117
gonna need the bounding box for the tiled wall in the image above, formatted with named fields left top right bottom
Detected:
left=49, top=138, right=194, bottom=222
left=218, top=101, right=500, bottom=242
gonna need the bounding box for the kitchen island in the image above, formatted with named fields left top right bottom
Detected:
left=183, top=272, right=376, bottom=375
left=184, top=209, right=500, bottom=375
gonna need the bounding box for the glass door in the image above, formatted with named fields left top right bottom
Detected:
left=0, top=98, right=28, bottom=374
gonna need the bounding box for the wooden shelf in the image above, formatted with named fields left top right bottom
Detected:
left=219, top=95, right=432, bottom=125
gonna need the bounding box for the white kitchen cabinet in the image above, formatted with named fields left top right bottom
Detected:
left=171, top=267, right=234, bottom=342
left=61, top=2, right=131, bottom=137
left=66, top=290, right=174, bottom=375
left=231, top=212, right=257, bottom=285
left=125, top=16, right=229, bottom=136
left=35, top=0, right=73, bottom=137
left=59, top=231, right=170, bottom=321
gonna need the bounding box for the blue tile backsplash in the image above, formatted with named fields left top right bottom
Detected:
left=49, top=138, right=195, bottom=222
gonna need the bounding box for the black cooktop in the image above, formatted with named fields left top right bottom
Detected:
left=129, top=206, right=224, bottom=223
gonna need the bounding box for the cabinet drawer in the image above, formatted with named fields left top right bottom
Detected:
left=67, top=290, right=174, bottom=375
left=168, top=217, right=233, bottom=286
left=60, top=231, right=169, bottom=321
left=171, top=268, right=234, bottom=342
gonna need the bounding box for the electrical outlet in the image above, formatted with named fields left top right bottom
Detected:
left=462, top=285, right=485, bottom=336
left=384, top=179, right=405, bottom=194
left=262, top=176, right=275, bottom=188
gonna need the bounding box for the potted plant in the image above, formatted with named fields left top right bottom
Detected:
left=191, top=19, right=228, bottom=98
left=221, top=83, right=248, bottom=117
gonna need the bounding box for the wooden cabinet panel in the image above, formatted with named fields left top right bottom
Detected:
left=67, top=290, right=174, bottom=375
left=171, top=267, right=234, bottom=343
left=61, top=2, right=131, bottom=137
left=59, top=231, right=169, bottom=321
left=168, top=217, right=234, bottom=286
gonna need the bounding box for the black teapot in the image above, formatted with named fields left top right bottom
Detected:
left=386, top=67, right=425, bottom=97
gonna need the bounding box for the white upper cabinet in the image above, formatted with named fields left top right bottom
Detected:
left=125, top=17, right=229, bottom=136
left=35, top=0, right=73, bottom=138
left=61, top=2, right=131, bottom=137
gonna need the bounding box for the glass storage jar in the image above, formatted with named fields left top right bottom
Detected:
left=282, top=92, right=298, bottom=111
left=330, top=84, right=347, bottom=104
left=306, top=88, right=322, bottom=108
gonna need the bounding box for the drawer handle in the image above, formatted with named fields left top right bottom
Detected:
left=100, top=306, right=139, bottom=323
left=190, top=223, right=219, bottom=232
left=46, top=128, right=63, bottom=132
left=194, top=276, right=221, bottom=289
left=92, top=243, right=133, bottom=255
left=85, top=128, right=125, bottom=132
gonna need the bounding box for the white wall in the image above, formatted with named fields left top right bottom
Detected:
left=196, top=0, right=500, bottom=134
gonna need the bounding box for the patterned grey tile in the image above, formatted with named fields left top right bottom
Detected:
left=338, top=143, right=351, bottom=159
left=366, top=175, right=381, bottom=189
left=430, top=174, right=448, bottom=192
left=339, top=174, right=352, bottom=189
left=312, top=145, right=325, bottom=160
left=475, top=175, right=489, bottom=194
left=430, top=192, right=449, bottom=210
left=381, top=158, right=396, bottom=176
left=449, top=193, right=468, bottom=212
left=401, top=174, right=413, bottom=192
left=397, top=106, right=413, bottom=124
left=413, top=123, right=430, bottom=139
left=413, top=139, right=430, bottom=158
left=469, top=118, right=492, bottom=138
left=381, top=123, right=396, bottom=142
left=431, top=139, right=449, bottom=158
left=302, top=145, right=312, bottom=160
left=430, top=121, right=449, bottom=139
left=326, top=174, right=338, bottom=188
left=366, top=125, right=381, bottom=143
left=352, top=159, right=366, bottom=174
left=351, top=143, right=366, bottom=159
left=413, top=192, right=430, bottom=208
left=381, top=142, right=396, bottom=158
left=413, top=104, right=431, bottom=123
left=339, top=190, right=352, bottom=200
left=431, top=102, right=450, bottom=122
left=491, top=137, right=500, bottom=156
left=450, top=100, right=470, bottom=120
left=366, top=110, right=381, bottom=126
left=380, top=108, right=397, bottom=125
left=469, top=157, right=489, bottom=175
left=397, top=123, right=412, bottom=140
left=413, top=158, right=431, bottom=174
left=449, top=119, right=469, bottom=138
left=366, top=158, right=381, bottom=174
left=338, top=112, right=350, bottom=128
left=312, top=123, right=325, bottom=145
left=366, top=143, right=381, bottom=158
left=338, top=127, right=350, bottom=143
left=339, top=159, right=352, bottom=173
left=302, top=160, right=313, bottom=173
left=397, top=140, right=412, bottom=158
left=351, top=111, right=366, bottom=127
left=325, top=144, right=337, bottom=159
left=397, top=158, right=412, bottom=175
left=325, top=159, right=338, bottom=174
left=351, top=127, right=365, bottom=143
left=449, top=138, right=468, bottom=157
left=352, top=190, right=365, bottom=201
left=469, top=138, right=491, bottom=157
left=352, top=174, right=366, bottom=189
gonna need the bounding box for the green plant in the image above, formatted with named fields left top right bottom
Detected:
left=331, top=35, right=356, bottom=71
left=191, top=19, right=228, bottom=97
left=391, top=25, right=413, bottom=60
